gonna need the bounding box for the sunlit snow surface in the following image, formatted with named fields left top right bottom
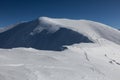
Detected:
left=0, top=17, right=120, bottom=80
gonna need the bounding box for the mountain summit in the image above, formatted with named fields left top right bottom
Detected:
left=0, top=17, right=93, bottom=51
left=0, top=17, right=120, bottom=51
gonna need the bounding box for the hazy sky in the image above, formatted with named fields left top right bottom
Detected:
left=0, top=0, right=120, bottom=28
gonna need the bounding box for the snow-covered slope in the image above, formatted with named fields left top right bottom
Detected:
left=0, top=43, right=120, bottom=80
left=38, top=17, right=120, bottom=44
left=0, top=17, right=120, bottom=80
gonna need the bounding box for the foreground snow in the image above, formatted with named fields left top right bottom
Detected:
left=0, top=42, right=120, bottom=80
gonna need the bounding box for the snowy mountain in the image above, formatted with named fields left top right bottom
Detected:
left=0, top=17, right=93, bottom=51
left=0, top=17, right=120, bottom=80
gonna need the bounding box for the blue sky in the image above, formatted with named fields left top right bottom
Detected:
left=0, top=0, right=120, bottom=28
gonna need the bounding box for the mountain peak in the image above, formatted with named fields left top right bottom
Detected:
left=38, top=17, right=60, bottom=25
left=0, top=17, right=93, bottom=51
left=30, top=17, right=61, bottom=35
left=38, top=16, right=52, bottom=20
left=0, top=17, right=120, bottom=51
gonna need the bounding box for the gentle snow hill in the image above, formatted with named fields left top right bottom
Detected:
left=0, top=17, right=120, bottom=51
left=1, top=17, right=120, bottom=80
